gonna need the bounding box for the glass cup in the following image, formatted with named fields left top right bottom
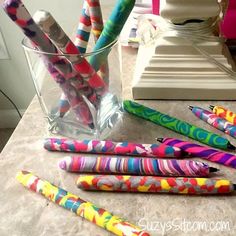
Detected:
left=22, top=38, right=123, bottom=139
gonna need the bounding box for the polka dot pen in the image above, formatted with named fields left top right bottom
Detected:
left=123, top=100, right=236, bottom=151
left=189, top=106, right=236, bottom=139
left=77, top=175, right=236, bottom=195
left=44, top=138, right=183, bottom=158
left=210, top=105, right=236, bottom=125
left=59, top=156, right=218, bottom=177
left=157, top=137, right=236, bottom=169
left=16, top=171, right=150, bottom=236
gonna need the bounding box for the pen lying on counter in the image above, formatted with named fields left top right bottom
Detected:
left=210, top=105, right=236, bottom=125
left=189, top=106, right=236, bottom=139
left=77, top=175, right=236, bottom=195
left=156, top=137, right=236, bottom=169
left=17, top=171, right=150, bottom=236
left=123, top=100, right=236, bottom=151
left=59, top=156, right=219, bottom=177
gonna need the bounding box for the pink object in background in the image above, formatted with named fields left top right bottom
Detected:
left=152, top=0, right=160, bottom=15
left=221, top=0, right=236, bottom=39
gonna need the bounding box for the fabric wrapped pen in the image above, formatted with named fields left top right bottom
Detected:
left=157, top=137, right=236, bottom=169
left=189, top=106, right=236, bottom=139
left=44, top=137, right=184, bottom=158
left=76, top=175, right=236, bottom=195
left=75, top=0, right=91, bottom=53
left=89, top=0, right=135, bottom=71
left=123, top=100, right=236, bottom=151
left=210, top=105, right=236, bottom=125
left=59, top=156, right=218, bottom=177
left=2, top=0, right=93, bottom=126
left=87, top=0, right=109, bottom=84
left=33, top=10, right=107, bottom=108
left=17, top=171, right=150, bottom=236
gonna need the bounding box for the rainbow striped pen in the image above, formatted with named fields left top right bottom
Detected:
left=59, top=156, right=219, bottom=177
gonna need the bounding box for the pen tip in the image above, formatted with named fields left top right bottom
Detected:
left=209, top=167, right=220, bottom=173
left=188, top=106, right=193, bottom=110
left=209, top=105, right=214, bottom=110
left=156, top=138, right=164, bottom=143
left=227, top=142, right=236, bottom=151
left=234, top=184, right=236, bottom=191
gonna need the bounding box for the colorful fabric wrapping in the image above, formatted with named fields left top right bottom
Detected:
left=59, top=156, right=211, bottom=177
left=60, top=1, right=92, bottom=116
left=87, top=0, right=109, bottom=85
left=123, top=100, right=235, bottom=151
left=58, top=93, right=71, bottom=117
left=160, top=137, right=236, bottom=169
left=212, top=105, right=236, bottom=125
left=17, top=171, right=150, bottom=236
left=89, top=0, right=135, bottom=71
left=44, top=138, right=183, bottom=158
left=2, top=0, right=93, bottom=125
left=33, top=10, right=107, bottom=109
left=76, top=175, right=235, bottom=195
left=191, top=106, right=236, bottom=139
left=75, top=1, right=91, bottom=53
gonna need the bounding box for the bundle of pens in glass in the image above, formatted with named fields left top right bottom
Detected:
left=2, top=0, right=136, bottom=139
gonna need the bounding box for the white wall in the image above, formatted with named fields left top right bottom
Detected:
left=0, top=0, right=115, bottom=110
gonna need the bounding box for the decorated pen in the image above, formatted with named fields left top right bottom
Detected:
left=189, top=106, right=236, bottom=139
left=75, top=0, right=91, bottom=53
left=44, top=137, right=184, bottom=158
left=87, top=0, right=109, bottom=84
left=89, top=0, right=135, bottom=71
left=2, top=0, right=93, bottom=126
left=156, top=137, right=236, bottom=169
left=59, top=156, right=218, bottom=177
left=17, top=171, right=150, bottom=236
left=123, top=100, right=236, bottom=151
left=77, top=175, right=236, bottom=195
left=33, top=10, right=107, bottom=107
left=210, top=105, right=236, bottom=125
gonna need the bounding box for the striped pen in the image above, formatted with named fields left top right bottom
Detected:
left=189, top=106, right=236, bottom=139
left=156, top=137, right=236, bottom=169
left=2, top=0, right=93, bottom=126
left=75, top=1, right=91, bottom=53
left=123, top=100, right=236, bottom=151
left=59, top=156, right=219, bottom=177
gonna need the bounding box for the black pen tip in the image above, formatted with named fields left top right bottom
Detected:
left=227, top=142, right=236, bottom=151
left=209, top=167, right=220, bottom=173
left=209, top=105, right=215, bottom=110
left=233, top=184, right=236, bottom=191
left=156, top=138, right=164, bottom=143
left=188, top=106, right=194, bottom=110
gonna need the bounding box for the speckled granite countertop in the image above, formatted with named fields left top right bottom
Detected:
left=0, top=46, right=236, bottom=236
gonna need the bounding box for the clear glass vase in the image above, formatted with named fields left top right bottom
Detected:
left=22, top=37, right=123, bottom=139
